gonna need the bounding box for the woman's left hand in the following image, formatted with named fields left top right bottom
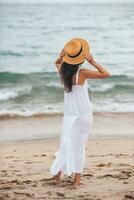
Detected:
left=60, top=48, right=66, bottom=58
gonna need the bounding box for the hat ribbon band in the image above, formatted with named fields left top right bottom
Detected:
left=68, top=45, right=82, bottom=58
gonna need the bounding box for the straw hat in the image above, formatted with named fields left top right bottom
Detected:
left=62, top=38, right=90, bottom=65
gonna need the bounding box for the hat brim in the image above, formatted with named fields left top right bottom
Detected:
left=62, top=38, right=90, bottom=65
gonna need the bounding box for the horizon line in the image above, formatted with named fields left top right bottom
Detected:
left=0, top=1, right=133, bottom=4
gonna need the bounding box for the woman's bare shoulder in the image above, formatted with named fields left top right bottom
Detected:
left=79, top=68, right=88, bottom=76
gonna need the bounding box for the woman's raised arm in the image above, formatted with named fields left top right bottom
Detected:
left=83, top=54, right=110, bottom=79
left=55, top=49, right=66, bottom=73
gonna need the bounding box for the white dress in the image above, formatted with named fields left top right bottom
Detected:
left=50, top=67, right=93, bottom=176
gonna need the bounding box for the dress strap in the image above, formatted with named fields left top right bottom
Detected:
left=76, top=68, right=81, bottom=84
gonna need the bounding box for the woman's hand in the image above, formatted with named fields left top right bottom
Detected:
left=60, top=48, right=66, bottom=58
left=84, top=53, right=94, bottom=64
left=55, top=49, right=66, bottom=65
left=55, top=49, right=66, bottom=73
left=83, top=53, right=110, bottom=78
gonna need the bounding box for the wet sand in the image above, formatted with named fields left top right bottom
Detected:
left=0, top=112, right=134, bottom=143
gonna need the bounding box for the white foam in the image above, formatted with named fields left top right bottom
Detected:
left=0, top=86, right=32, bottom=101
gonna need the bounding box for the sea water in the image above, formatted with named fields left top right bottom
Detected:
left=0, top=3, right=134, bottom=117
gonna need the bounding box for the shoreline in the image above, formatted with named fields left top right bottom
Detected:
left=0, top=112, right=134, bottom=144
left=0, top=111, right=134, bottom=120
left=0, top=136, right=134, bottom=146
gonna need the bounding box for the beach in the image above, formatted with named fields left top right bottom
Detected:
left=0, top=2, right=134, bottom=199
left=0, top=112, right=134, bottom=200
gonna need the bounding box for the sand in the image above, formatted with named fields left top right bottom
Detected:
left=0, top=138, right=134, bottom=200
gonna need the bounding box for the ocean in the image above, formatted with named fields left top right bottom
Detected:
left=0, top=2, right=134, bottom=117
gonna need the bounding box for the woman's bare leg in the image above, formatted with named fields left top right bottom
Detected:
left=53, top=171, right=61, bottom=183
left=73, top=173, right=81, bottom=186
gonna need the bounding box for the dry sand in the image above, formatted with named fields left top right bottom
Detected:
left=0, top=138, right=134, bottom=200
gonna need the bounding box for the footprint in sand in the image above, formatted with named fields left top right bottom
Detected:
left=25, top=161, right=33, bottom=164
left=98, top=171, right=132, bottom=180
left=98, top=174, right=116, bottom=179
left=1, top=170, right=7, bottom=173
left=122, top=170, right=132, bottom=175
left=14, top=191, right=34, bottom=197
left=8, top=179, right=21, bottom=185
left=124, top=194, right=134, bottom=199
left=56, top=192, right=65, bottom=197
left=31, top=183, right=37, bottom=187
left=32, top=154, right=47, bottom=157
left=118, top=170, right=133, bottom=180
left=41, top=154, right=47, bottom=157
left=96, top=163, right=111, bottom=167
left=0, top=186, right=12, bottom=190
left=123, top=181, right=129, bottom=184
left=83, top=173, right=93, bottom=177
left=40, top=177, right=54, bottom=182
left=4, top=156, right=14, bottom=159
left=22, top=180, right=32, bottom=184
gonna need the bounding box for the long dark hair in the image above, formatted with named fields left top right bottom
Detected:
left=60, top=62, right=83, bottom=93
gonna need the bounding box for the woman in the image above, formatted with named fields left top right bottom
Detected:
left=50, top=38, right=110, bottom=186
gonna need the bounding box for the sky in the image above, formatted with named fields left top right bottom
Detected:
left=0, top=0, right=133, bottom=3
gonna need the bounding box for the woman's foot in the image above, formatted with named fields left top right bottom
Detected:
left=53, top=171, right=61, bottom=183
left=73, top=179, right=80, bottom=186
